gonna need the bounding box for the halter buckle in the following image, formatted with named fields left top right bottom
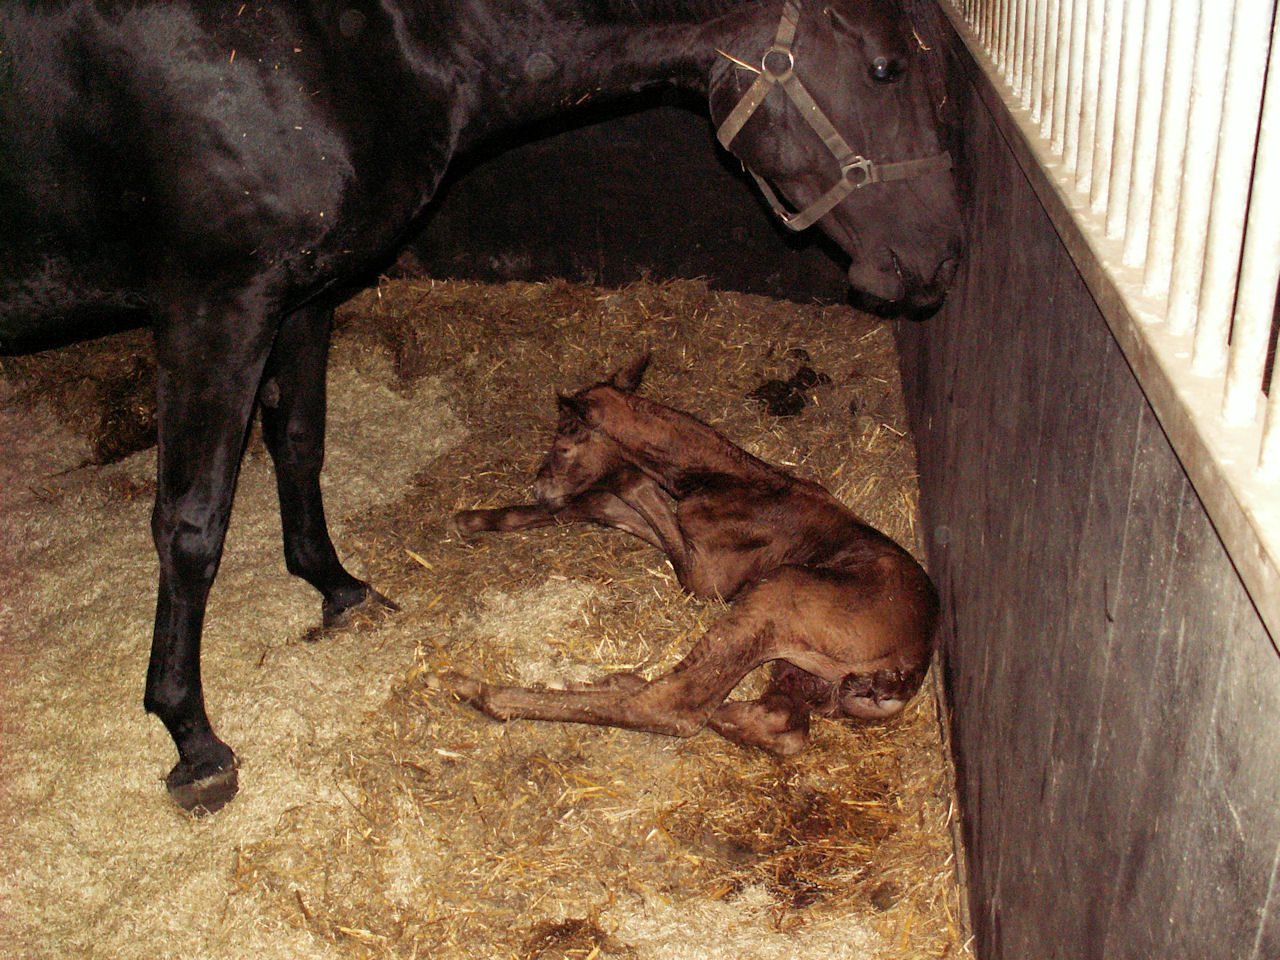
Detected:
left=842, top=156, right=878, bottom=187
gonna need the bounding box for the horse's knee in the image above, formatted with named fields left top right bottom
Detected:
left=451, top=509, right=494, bottom=537
left=444, top=672, right=514, bottom=722
left=152, top=513, right=225, bottom=584
left=711, top=696, right=811, bottom=755
left=626, top=693, right=711, bottom=738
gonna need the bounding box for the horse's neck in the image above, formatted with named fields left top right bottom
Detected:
left=603, top=392, right=787, bottom=492
left=447, top=0, right=767, bottom=148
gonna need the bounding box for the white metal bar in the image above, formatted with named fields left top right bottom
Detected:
left=1050, top=0, right=1072, bottom=152
left=1190, top=0, right=1274, bottom=378
left=1054, top=0, right=1075, bottom=154
left=1120, top=0, right=1170, bottom=268
left=1142, top=0, right=1201, bottom=301
left=1264, top=373, right=1280, bottom=477
left=1103, top=0, right=1145, bottom=239
left=1038, top=0, right=1060, bottom=138
left=1089, top=0, right=1124, bottom=215
left=1013, top=0, right=1029, bottom=97
left=1002, top=0, right=1017, bottom=73
left=1165, top=0, right=1236, bottom=337
left=1024, top=0, right=1040, bottom=112
left=1062, top=0, right=1089, bottom=170
left=1226, top=3, right=1280, bottom=433
left=1030, top=0, right=1047, bottom=123
left=1076, top=0, right=1105, bottom=194
left=990, top=0, right=1002, bottom=67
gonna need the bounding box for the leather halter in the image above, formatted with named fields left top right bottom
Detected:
left=715, top=0, right=953, bottom=232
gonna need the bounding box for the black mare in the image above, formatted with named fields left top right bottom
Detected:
left=0, top=0, right=962, bottom=811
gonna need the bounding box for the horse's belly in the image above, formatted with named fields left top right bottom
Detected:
left=0, top=255, right=151, bottom=354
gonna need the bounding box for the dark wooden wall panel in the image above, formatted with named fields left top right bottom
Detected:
left=896, top=30, right=1280, bottom=960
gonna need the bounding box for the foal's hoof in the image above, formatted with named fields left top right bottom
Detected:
left=166, top=758, right=239, bottom=815
left=441, top=672, right=506, bottom=720
left=441, top=671, right=484, bottom=702
left=449, top=509, right=492, bottom=539
left=312, top=585, right=400, bottom=640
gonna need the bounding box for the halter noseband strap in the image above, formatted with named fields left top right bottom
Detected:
left=715, top=0, right=953, bottom=232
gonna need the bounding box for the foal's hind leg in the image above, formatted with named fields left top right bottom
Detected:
left=707, top=693, right=812, bottom=756
left=260, top=303, right=395, bottom=631
left=446, top=576, right=788, bottom=741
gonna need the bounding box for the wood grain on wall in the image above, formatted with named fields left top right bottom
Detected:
left=896, top=34, right=1280, bottom=960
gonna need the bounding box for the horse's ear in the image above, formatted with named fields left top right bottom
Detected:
left=824, top=5, right=850, bottom=35
left=557, top=393, right=592, bottom=425
left=824, top=4, right=861, bottom=41
left=609, top=353, right=651, bottom=393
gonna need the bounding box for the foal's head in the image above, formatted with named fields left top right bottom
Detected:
left=531, top=355, right=650, bottom=507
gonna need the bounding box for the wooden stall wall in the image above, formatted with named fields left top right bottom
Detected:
left=895, top=23, right=1280, bottom=960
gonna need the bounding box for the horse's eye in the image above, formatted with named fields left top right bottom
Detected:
left=869, top=56, right=902, bottom=84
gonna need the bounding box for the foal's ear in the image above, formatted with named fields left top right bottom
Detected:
left=556, top=393, right=592, bottom=425
left=609, top=353, right=651, bottom=393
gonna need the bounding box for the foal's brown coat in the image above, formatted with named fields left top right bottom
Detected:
left=447, top=357, right=937, bottom=755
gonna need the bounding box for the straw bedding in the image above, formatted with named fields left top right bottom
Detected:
left=0, top=278, right=970, bottom=959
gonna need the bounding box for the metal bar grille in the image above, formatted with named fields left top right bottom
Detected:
left=938, top=0, right=1280, bottom=637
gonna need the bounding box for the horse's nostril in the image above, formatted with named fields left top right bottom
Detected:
left=932, top=256, right=960, bottom=289
left=889, top=249, right=906, bottom=282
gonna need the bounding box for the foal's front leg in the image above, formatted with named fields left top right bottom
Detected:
left=452, top=486, right=667, bottom=550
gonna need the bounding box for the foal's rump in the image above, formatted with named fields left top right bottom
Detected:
left=753, top=558, right=936, bottom=719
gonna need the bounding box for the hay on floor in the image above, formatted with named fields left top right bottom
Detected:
left=0, top=277, right=970, bottom=960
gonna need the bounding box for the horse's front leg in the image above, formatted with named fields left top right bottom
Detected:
left=144, top=310, right=275, bottom=813
left=260, top=303, right=395, bottom=631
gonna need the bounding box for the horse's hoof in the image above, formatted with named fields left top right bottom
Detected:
left=166, top=758, right=239, bottom=815
left=314, top=585, right=400, bottom=639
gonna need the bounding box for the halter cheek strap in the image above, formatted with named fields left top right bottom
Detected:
left=715, top=0, right=952, bottom=232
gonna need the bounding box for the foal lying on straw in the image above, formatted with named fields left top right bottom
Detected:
left=447, top=355, right=937, bottom=755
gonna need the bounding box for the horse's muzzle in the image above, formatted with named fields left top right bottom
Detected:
left=531, top=474, right=568, bottom=510
left=848, top=247, right=960, bottom=316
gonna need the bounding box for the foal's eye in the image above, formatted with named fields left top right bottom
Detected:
left=869, top=56, right=902, bottom=83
